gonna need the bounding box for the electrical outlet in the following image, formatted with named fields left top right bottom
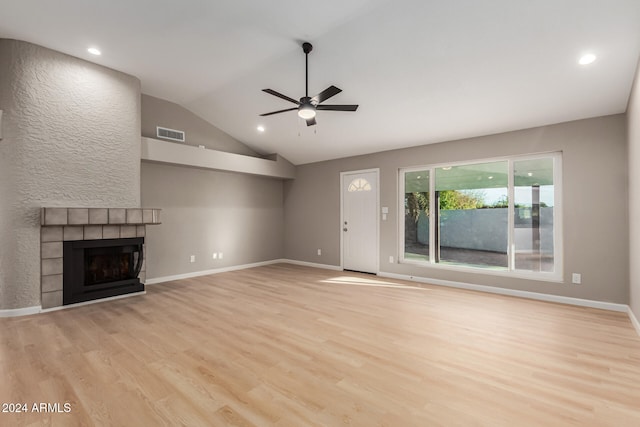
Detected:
left=190, top=255, right=196, bottom=263
left=389, top=256, right=394, bottom=263
left=572, top=273, right=581, bottom=284
left=218, top=252, right=223, bottom=259
left=317, top=248, right=322, bottom=256
left=212, top=253, right=217, bottom=260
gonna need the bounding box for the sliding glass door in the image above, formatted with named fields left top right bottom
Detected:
left=399, top=153, right=561, bottom=279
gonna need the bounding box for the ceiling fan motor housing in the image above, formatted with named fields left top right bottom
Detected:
left=300, top=96, right=316, bottom=106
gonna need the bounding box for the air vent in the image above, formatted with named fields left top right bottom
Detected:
left=156, top=126, right=185, bottom=142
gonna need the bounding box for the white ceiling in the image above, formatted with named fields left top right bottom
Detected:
left=1, top=0, right=639, bottom=165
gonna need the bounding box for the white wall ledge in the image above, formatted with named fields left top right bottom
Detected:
left=141, top=137, right=295, bottom=179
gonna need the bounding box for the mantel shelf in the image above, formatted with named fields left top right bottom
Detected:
left=141, top=137, right=295, bottom=179
left=41, top=208, right=161, bottom=226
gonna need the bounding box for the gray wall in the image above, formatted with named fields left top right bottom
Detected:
left=284, top=115, right=629, bottom=303
left=140, top=96, right=285, bottom=280
left=0, top=39, right=141, bottom=310
left=141, top=163, right=284, bottom=278
left=629, top=59, right=640, bottom=321
left=142, top=94, right=259, bottom=157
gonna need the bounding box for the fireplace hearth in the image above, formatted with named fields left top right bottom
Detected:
left=40, top=207, right=161, bottom=309
left=63, top=237, right=144, bottom=305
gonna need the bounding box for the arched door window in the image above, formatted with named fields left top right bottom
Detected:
left=348, top=178, right=372, bottom=192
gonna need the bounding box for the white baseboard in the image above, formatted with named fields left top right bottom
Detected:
left=629, top=307, right=640, bottom=337
left=279, top=259, right=343, bottom=271
left=146, top=259, right=343, bottom=285
left=145, top=259, right=285, bottom=284
left=1, top=292, right=148, bottom=318
left=378, top=271, right=629, bottom=313
left=39, top=291, right=146, bottom=314
left=0, top=305, right=41, bottom=318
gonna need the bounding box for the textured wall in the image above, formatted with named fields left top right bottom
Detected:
left=629, top=59, right=640, bottom=321
left=0, top=39, right=141, bottom=310
left=284, top=115, right=629, bottom=304
left=141, top=162, right=284, bottom=279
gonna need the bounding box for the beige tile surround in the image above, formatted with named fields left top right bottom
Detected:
left=40, top=208, right=161, bottom=309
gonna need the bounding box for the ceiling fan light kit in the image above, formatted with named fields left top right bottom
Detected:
left=297, top=98, right=316, bottom=119
left=260, top=42, right=358, bottom=126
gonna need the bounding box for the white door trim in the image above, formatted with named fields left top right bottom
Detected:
left=340, top=168, right=380, bottom=274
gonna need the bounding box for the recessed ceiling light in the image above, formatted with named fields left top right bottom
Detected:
left=257, top=125, right=265, bottom=132
left=442, top=166, right=452, bottom=171
left=88, top=47, right=101, bottom=56
left=527, top=172, right=533, bottom=177
left=488, top=176, right=494, bottom=180
left=579, top=53, right=596, bottom=65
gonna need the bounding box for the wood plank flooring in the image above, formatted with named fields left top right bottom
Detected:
left=1, top=263, right=640, bottom=426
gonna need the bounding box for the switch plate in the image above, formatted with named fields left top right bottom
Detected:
left=190, top=255, right=196, bottom=263
left=381, top=207, right=389, bottom=214
left=317, top=249, right=322, bottom=256
left=218, top=252, right=223, bottom=259
left=389, top=256, right=394, bottom=263
left=572, top=273, right=581, bottom=284
left=212, top=253, right=217, bottom=259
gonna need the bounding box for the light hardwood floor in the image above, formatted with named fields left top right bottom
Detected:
left=1, top=263, right=640, bottom=426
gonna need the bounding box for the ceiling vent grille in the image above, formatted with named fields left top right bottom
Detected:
left=157, top=126, right=185, bottom=142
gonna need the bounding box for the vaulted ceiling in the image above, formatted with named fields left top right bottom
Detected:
left=1, top=0, right=639, bottom=164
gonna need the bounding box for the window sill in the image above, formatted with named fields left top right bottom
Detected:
left=399, top=258, right=564, bottom=283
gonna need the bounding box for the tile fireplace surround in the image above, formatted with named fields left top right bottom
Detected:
left=40, top=207, right=161, bottom=309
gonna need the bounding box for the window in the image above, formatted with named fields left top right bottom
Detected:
left=435, top=160, right=509, bottom=269
left=348, top=178, right=372, bottom=192
left=404, top=170, right=430, bottom=262
left=513, top=157, right=555, bottom=272
left=400, top=153, right=562, bottom=279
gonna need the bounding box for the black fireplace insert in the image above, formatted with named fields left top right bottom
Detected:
left=63, top=237, right=144, bottom=305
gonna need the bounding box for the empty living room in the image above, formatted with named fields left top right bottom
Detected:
left=2, top=1, right=640, bottom=426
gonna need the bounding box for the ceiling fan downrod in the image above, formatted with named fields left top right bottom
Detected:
left=303, top=42, right=312, bottom=98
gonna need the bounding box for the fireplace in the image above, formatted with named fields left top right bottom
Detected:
left=63, top=237, right=144, bottom=305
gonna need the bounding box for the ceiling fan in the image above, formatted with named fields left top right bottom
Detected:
left=260, top=42, right=358, bottom=126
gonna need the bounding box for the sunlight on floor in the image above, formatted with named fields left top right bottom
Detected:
left=320, top=276, right=429, bottom=290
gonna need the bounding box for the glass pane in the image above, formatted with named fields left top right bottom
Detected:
left=514, top=157, right=554, bottom=272
left=348, top=178, right=371, bottom=192
left=435, top=161, right=508, bottom=269
left=404, top=170, right=430, bottom=261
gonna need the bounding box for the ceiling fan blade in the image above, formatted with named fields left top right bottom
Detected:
left=312, top=85, right=342, bottom=104
left=316, top=104, right=359, bottom=111
left=305, top=117, right=317, bottom=127
left=262, top=89, right=300, bottom=105
left=260, top=107, right=298, bottom=117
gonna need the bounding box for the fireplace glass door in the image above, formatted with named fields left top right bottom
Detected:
left=63, top=237, right=144, bottom=305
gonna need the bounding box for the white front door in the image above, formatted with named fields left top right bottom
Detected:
left=341, top=170, right=379, bottom=274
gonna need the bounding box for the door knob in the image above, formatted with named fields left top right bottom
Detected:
left=343, top=227, right=348, bottom=232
